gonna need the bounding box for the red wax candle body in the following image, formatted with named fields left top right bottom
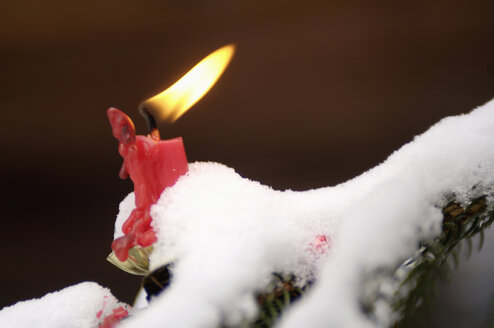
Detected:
left=107, top=108, right=188, bottom=261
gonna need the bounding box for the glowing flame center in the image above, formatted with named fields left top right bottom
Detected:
left=142, top=44, right=235, bottom=123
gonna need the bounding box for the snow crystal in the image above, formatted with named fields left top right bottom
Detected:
left=0, top=282, right=129, bottom=328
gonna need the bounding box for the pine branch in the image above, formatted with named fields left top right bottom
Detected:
left=392, top=196, right=494, bottom=327
left=250, top=273, right=309, bottom=328
left=139, top=196, right=494, bottom=328
left=141, top=267, right=310, bottom=328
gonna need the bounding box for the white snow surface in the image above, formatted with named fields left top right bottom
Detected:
left=0, top=282, right=129, bottom=328
left=114, top=99, right=494, bottom=327
left=4, top=99, right=494, bottom=328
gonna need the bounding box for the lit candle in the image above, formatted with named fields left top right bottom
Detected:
left=107, top=44, right=235, bottom=270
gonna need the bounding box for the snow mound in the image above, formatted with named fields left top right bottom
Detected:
left=113, top=99, right=494, bottom=327
left=279, top=100, right=494, bottom=327
left=0, top=282, right=129, bottom=328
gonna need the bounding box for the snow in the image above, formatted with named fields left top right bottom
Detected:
left=113, top=193, right=135, bottom=240
left=0, top=282, right=129, bottom=328
left=279, top=101, right=494, bottom=327
left=3, top=99, right=494, bottom=328
left=121, top=99, right=494, bottom=327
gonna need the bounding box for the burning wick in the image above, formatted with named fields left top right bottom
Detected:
left=139, top=106, right=160, bottom=139
left=106, top=44, right=235, bottom=269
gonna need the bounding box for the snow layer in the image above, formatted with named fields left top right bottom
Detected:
left=0, top=282, right=129, bottom=328
left=279, top=100, right=494, bottom=328
left=3, top=100, right=493, bottom=328
left=113, top=99, right=494, bottom=327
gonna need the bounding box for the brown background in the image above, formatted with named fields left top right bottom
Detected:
left=1, top=0, right=494, bottom=324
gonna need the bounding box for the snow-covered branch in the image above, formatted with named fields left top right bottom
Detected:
left=3, top=99, right=494, bottom=327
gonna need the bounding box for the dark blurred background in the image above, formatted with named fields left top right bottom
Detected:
left=1, top=0, right=494, bottom=325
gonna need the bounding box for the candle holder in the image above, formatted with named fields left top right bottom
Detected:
left=107, top=246, right=153, bottom=275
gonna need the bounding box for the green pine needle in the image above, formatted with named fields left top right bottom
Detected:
left=392, top=195, right=494, bottom=327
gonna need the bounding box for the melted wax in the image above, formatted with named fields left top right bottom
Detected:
left=98, top=306, right=129, bottom=328
left=107, top=108, right=188, bottom=261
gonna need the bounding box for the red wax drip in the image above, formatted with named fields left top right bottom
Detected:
left=312, top=235, right=330, bottom=254
left=108, top=108, right=188, bottom=261
left=98, top=306, right=129, bottom=328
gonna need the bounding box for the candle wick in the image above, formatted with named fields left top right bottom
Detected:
left=139, top=105, right=160, bottom=140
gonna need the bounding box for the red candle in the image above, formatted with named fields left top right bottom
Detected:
left=105, top=45, right=235, bottom=266
left=107, top=107, right=188, bottom=261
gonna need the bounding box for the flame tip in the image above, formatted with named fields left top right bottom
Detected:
left=142, top=43, right=236, bottom=123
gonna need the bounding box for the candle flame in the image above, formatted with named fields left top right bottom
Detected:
left=142, top=44, right=235, bottom=123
